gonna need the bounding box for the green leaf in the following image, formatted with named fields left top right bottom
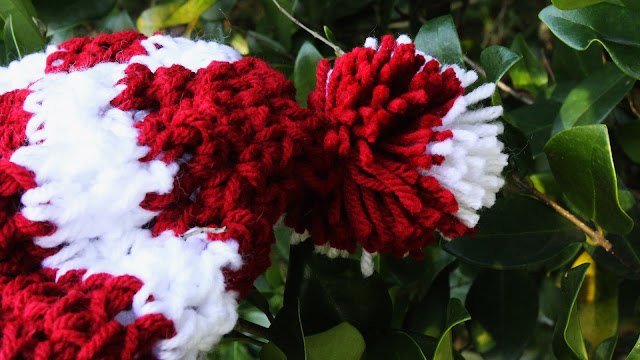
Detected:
left=365, top=331, right=428, bottom=360
left=403, top=267, right=450, bottom=337
left=617, top=121, right=640, bottom=164
left=298, top=253, right=392, bottom=342
left=32, top=0, right=116, bottom=33
left=508, top=34, right=548, bottom=97
left=571, top=252, right=618, bottom=354
left=465, top=270, right=538, bottom=359
left=552, top=62, right=635, bottom=134
left=432, top=299, right=471, bottom=360
left=594, top=336, right=618, bottom=360
left=544, top=125, right=634, bottom=234
left=269, top=242, right=311, bottom=360
left=163, top=0, right=218, bottom=27
left=552, top=37, right=603, bottom=82
left=293, top=41, right=323, bottom=107
left=414, top=15, right=463, bottom=66
left=0, top=0, right=44, bottom=61
left=305, top=322, right=365, bottom=360
left=97, top=10, right=135, bottom=33
left=136, top=3, right=180, bottom=36
left=551, top=0, right=608, bottom=9
left=507, top=99, right=562, bottom=158
left=480, top=45, right=521, bottom=83
left=627, top=334, right=640, bottom=360
left=442, top=195, right=584, bottom=269
left=211, top=341, right=254, bottom=360
left=553, top=264, right=590, bottom=360
left=262, top=0, right=294, bottom=51
left=246, top=287, right=274, bottom=323
left=539, top=4, right=640, bottom=80
left=260, top=342, right=287, bottom=360
left=323, top=26, right=338, bottom=46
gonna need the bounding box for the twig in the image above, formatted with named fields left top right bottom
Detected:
left=463, top=55, right=534, bottom=105
left=512, top=174, right=612, bottom=250
left=270, top=0, right=345, bottom=55
left=512, top=174, right=640, bottom=276
left=234, top=318, right=271, bottom=341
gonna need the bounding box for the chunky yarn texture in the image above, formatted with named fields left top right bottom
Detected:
left=0, top=31, right=507, bottom=359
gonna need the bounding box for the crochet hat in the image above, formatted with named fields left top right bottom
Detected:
left=0, top=31, right=506, bottom=359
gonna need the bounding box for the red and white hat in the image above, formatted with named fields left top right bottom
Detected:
left=0, top=31, right=305, bottom=359
left=0, top=31, right=507, bottom=359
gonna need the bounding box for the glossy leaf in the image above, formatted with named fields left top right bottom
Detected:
left=507, top=100, right=561, bottom=158
left=136, top=3, right=180, bottom=35
left=544, top=125, right=634, bottom=234
left=97, top=10, right=135, bottom=33
left=442, top=195, right=584, bottom=269
left=212, top=342, right=254, bottom=360
left=164, top=0, right=218, bottom=27
left=552, top=62, right=635, bottom=134
left=466, top=270, right=538, bottom=359
left=552, top=37, right=603, bottom=82
left=260, top=343, right=287, bottom=360
left=262, top=0, right=294, bottom=51
left=553, top=264, right=589, bottom=360
left=627, top=334, right=640, bottom=360
left=298, top=253, right=392, bottom=342
left=414, top=15, right=463, bottom=66
left=305, top=322, right=365, bottom=360
left=480, top=45, right=521, bottom=83
left=365, top=331, right=428, bottom=360
left=540, top=4, right=640, bottom=79
left=551, top=0, right=607, bottom=9
left=509, top=34, right=548, bottom=97
left=32, top=0, right=116, bottom=32
left=572, top=252, right=618, bottom=353
left=323, top=26, right=338, bottom=47
left=403, top=267, right=450, bottom=337
left=593, top=336, right=617, bottom=360
left=294, top=41, right=323, bottom=107
left=0, top=0, right=44, bottom=61
left=432, top=299, right=471, bottom=360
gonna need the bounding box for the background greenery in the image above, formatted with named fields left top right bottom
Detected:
left=3, top=0, right=640, bottom=358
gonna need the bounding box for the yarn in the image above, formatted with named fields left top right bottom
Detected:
left=287, top=35, right=507, bottom=258
left=0, top=31, right=304, bottom=360
left=0, top=30, right=507, bottom=359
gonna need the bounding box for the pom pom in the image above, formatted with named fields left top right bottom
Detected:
left=0, top=31, right=304, bottom=359
left=288, top=35, right=508, bottom=258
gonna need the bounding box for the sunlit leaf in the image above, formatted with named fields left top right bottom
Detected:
left=553, top=264, right=589, bottom=360
left=508, top=34, right=548, bottom=97
left=414, top=15, right=463, bottom=66
left=480, top=45, right=521, bottom=83
left=540, top=4, right=640, bottom=79
left=544, top=125, right=634, bottom=234
left=552, top=62, right=635, bottom=134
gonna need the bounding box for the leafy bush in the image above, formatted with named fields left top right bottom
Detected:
left=3, top=0, right=640, bottom=359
